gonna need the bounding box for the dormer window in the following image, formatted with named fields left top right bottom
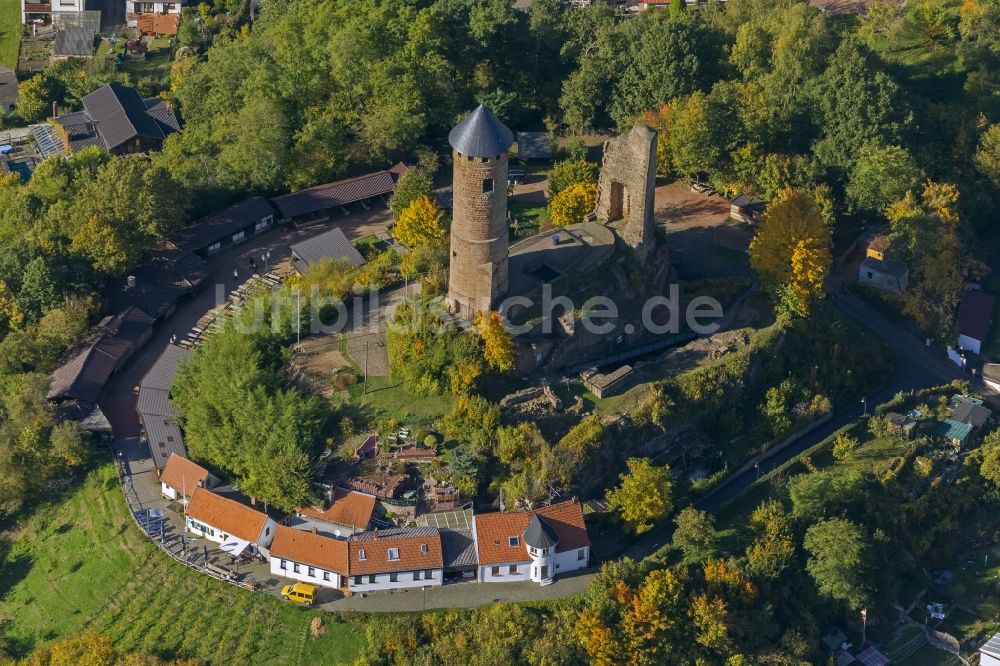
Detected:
left=420, top=543, right=428, bottom=553
left=508, top=536, right=520, bottom=547
left=387, top=547, right=400, bottom=561
left=358, top=549, right=366, bottom=561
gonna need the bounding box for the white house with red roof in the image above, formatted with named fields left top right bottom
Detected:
left=346, top=527, right=444, bottom=593
left=185, top=487, right=277, bottom=558
left=269, top=525, right=349, bottom=590
left=159, top=453, right=219, bottom=504
left=472, top=500, right=590, bottom=586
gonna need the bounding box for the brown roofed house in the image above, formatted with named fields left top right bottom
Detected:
left=185, top=488, right=277, bottom=556
left=297, top=488, right=376, bottom=535
left=474, top=499, right=590, bottom=586
left=269, top=525, right=349, bottom=589
left=159, top=453, right=218, bottom=503
left=347, top=527, right=444, bottom=592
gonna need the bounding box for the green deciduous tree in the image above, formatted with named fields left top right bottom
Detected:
left=846, top=143, right=924, bottom=214
left=547, top=159, right=598, bottom=197
left=606, top=457, right=673, bottom=535
left=672, top=507, right=720, bottom=563
left=803, top=517, right=873, bottom=609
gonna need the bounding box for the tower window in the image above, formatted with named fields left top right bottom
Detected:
left=483, top=178, right=494, bottom=192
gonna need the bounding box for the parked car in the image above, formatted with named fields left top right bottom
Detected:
left=508, top=170, right=527, bottom=185
left=281, top=582, right=317, bottom=606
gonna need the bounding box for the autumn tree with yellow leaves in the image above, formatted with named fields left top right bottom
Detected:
left=474, top=311, right=515, bottom=372
left=605, top=457, right=673, bottom=535
left=748, top=188, right=832, bottom=317
left=548, top=182, right=597, bottom=228
left=393, top=195, right=447, bottom=248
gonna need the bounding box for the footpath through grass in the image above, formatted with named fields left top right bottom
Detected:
left=0, top=459, right=365, bottom=664
left=0, top=0, right=21, bottom=69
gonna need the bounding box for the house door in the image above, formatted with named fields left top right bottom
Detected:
left=540, top=565, right=549, bottom=579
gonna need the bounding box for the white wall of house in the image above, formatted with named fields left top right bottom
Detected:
left=51, top=0, right=86, bottom=13
left=478, top=561, right=531, bottom=583
left=271, top=557, right=342, bottom=589
left=186, top=516, right=277, bottom=555
left=126, top=0, right=181, bottom=14
left=552, top=546, right=589, bottom=575
left=958, top=333, right=983, bottom=355
left=859, top=267, right=908, bottom=293
left=982, top=652, right=1000, bottom=666
left=348, top=568, right=442, bottom=593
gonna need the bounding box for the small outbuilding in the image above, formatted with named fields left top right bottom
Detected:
left=0, top=68, right=18, bottom=114
left=516, top=131, right=552, bottom=161
left=957, top=289, right=996, bottom=355
left=289, top=227, right=366, bottom=275
left=52, top=28, right=95, bottom=60
left=729, top=194, right=766, bottom=224
left=159, top=453, right=218, bottom=503
left=859, top=256, right=909, bottom=293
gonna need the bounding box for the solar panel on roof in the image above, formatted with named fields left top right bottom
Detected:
left=30, top=124, right=66, bottom=157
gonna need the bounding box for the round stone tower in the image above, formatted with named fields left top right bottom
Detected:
left=446, top=105, right=514, bottom=317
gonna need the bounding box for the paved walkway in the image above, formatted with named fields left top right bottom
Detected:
left=320, top=571, right=595, bottom=612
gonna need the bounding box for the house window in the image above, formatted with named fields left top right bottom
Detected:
left=308, top=566, right=316, bottom=577
left=491, top=566, right=501, bottom=576
left=207, top=242, right=221, bottom=254
left=254, top=217, right=271, bottom=232
left=367, top=574, right=377, bottom=584
left=293, top=563, right=300, bottom=573
left=420, top=543, right=428, bottom=553
left=482, top=178, right=494, bottom=193
left=232, top=231, right=245, bottom=243
left=508, top=536, right=520, bottom=547
left=279, top=559, right=287, bottom=570
left=414, top=570, right=422, bottom=580
left=265, top=526, right=270, bottom=535
left=509, top=564, right=518, bottom=574
left=528, top=547, right=536, bottom=555
left=353, top=575, right=362, bottom=585
left=323, top=572, right=330, bottom=581
left=387, top=547, right=400, bottom=561
left=390, top=572, right=398, bottom=582
left=358, top=549, right=366, bottom=561
left=424, top=570, right=433, bottom=578
left=577, top=548, right=586, bottom=561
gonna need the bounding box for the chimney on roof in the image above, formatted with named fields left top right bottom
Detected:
left=250, top=495, right=257, bottom=506
left=126, top=275, right=136, bottom=289
left=52, top=101, right=57, bottom=118
left=311, top=526, right=317, bottom=535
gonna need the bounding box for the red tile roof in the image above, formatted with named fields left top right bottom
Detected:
left=185, top=488, right=270, bottom=543
left=958, top=290, right=996, bottom=342
left=270, top=525, right=349, bottom=575
left=474, top=500, right=590, bottom=565
left=159, top=453, right=210, bottom=495
left=298, top=489, right=376, bottom=531
left=348, top=528, right=443, bottom=574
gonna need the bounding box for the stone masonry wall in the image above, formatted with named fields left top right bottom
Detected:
left=447, top=151, right=509, bottom=316
left=594, top=125, right=658, bottom=259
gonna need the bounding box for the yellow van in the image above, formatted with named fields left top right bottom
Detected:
left=281, top=582, right=317, bottom=606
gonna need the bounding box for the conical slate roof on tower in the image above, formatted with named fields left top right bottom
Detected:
left=523, top=513, right=560, bottom=549
left=448, top=104, right=514, bottom=158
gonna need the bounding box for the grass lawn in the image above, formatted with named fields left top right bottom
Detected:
left=508, top=201, right=549, bottom=239
left=0, top=0, right=21, bottom=69
left=348, top=375, right=453, bottom=426
left=0, top=460, right=365, bottom=664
